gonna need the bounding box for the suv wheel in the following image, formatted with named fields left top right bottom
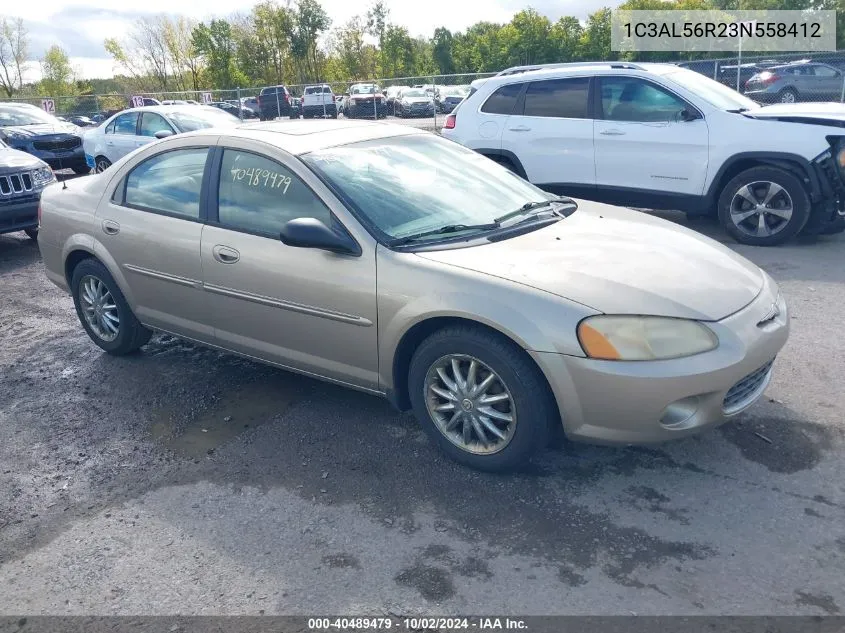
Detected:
left=778, top=88, right=798, bottom=104
left=408, top=326, right=553, bottom=472
left=71, top=259, right=152, bottom=355
left=717, top=166, right=810, bottom=246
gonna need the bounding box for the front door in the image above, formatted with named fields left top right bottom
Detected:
left=500, top=76, right=595, bottom=189
left=200, top=141, right=379, bottom=390
left=104, top=111, right=142, bottom=163
left=95, top=146, right=213, bottom=340
left=594, top=76, right=709, bottom=201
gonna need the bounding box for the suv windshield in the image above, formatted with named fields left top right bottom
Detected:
left=351, top=85, right=379, bottom=95
left=168, top=108, right=240, bottom=131
left=302, top=135, right=557, bottom=243
left=442, top=86, right=468, bottom=96
left=665, top=69, right=759, bottom=111
left=0, top=105, right=61, bottom=126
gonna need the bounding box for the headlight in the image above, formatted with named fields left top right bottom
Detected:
left=1, top=130, right=28, bottom=143
left=577, top=315, right=718, bottom=361
left=32, top=166, right=56, bottom=186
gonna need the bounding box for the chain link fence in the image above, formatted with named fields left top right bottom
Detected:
left=6, top=53, right=845, bottom=132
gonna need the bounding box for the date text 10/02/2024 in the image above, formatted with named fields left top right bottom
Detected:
left=307, top=617, right=528, bottom=630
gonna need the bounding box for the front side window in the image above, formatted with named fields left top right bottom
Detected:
left=112, top=112, right=139, bottom=135
left=301, top=135, right=552, bottom=243
left=523, top=77, right=589, bottom=119
left=600, top=77, right=689, bottom=122
left=139, top=112, right=173, bottom=137
left=217, top=149, right=332, bottom=236
left=168, top=108, right=239, bottom=132
left=481, top=83, right=523, bottom=115
left=124, top=148, right=209, bottom=219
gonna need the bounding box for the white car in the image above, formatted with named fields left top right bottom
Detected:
left=83, top=105, right=240, bottom=172
left=301, top=84, right=337, bottom=119
left=443, top=61, right=845, bottom=246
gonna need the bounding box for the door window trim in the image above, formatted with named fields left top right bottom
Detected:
left=594, top=76, right=703, bottom=122
left=207, top=146, right=360, bottom=252
left=114, top=145, right=215, bottom=223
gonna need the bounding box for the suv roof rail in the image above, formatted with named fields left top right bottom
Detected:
left=496, top=61, right=648, bottom=76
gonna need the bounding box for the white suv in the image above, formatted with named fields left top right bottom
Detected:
left=443, top=62, right=845, bottom=246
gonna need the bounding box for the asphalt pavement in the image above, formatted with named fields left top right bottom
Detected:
left=0, top=198, right=844, bottom=615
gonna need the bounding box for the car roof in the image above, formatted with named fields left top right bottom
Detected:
left=476, top=62, right=682, bottom=92
left=114, top=105, right=223, bottom=115
left=179, top=119, right=423, bottom=156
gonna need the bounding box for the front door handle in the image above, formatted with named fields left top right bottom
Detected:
left=599, top=129, right=626, bottom=136
left=101, top=220, right=120, bottom=235
left=508, top=125, right=531, bottom=132
left=212, top=245, right=240, bottom=264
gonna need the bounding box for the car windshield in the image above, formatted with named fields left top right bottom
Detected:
left=665, top=69, right=759, bottom=111
left=402, top=89, right=428, bottom=98
left=167, top=108, right=240, bottom=132
left=0, top=106, right=60, bottom=126
left=442, top=86, right=468, bottom=96
left=351, top=85, right=378, bottom=95
left=302, top=135, right=556, bottom=243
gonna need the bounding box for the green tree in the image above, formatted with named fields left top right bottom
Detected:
left=192, top=19, right=245, bottom=89
left=432, top=27, right=454, bottom=74
left=510, top=9, right=554, bottom=65
left=383, top=24, right=416, bottom=77
left=550, top=16, right=585, bottom=62
left=39, top=45, right=84, bottom=97
left=291, top=0, right=331, bottom=83
left=0, top=17, right=28, bottom=97
left=581, top=8, right=616, bottom=61
left=366, top=0, right=389, bottom=76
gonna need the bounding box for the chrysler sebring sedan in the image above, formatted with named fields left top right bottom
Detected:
left=38, top=120, right=789, bottom=471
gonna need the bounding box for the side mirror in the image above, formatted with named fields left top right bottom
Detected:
left=154, top=129, right=174, bottom=139
left=679, top=108, right=701, bottom=122
left=280, top=218, right=359, bottom=255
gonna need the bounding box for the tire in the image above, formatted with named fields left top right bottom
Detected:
left=778, top=88, right=798, bottom=104
left=408, top=325, right=554, bottom=472
left=94, top=156, right=111, bottom=173
left=24, top=228, right=38, bottom=241
left=72, top=165, right=91, bottom=175
left=717, top=166, right=810, bottom=246
left=71, top=258, right=152, bottom=355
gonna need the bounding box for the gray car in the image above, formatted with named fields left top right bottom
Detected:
left=745, top=62, right=845, bottom=104
left=37, top=120, right=789, bottom=472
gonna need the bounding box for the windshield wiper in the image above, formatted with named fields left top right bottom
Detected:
left=726, top=107, right=751, bottom=113
left=494, top=196, right=576, bottom=224
left=392, top=222, right=501, bottom=245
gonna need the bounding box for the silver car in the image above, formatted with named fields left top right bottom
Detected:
left=37, top=120, right=789, bottom=471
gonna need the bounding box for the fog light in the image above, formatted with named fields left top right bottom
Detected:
left=660, top=396, right=701, bottom=430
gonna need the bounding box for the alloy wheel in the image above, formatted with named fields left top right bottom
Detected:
left=729, top=180, right=794, bottom=239
left=95, top=158, right=111, bottom=173
left=79, top=275, right=120, bottom=342
left=424, top=354, right=517, bottom=455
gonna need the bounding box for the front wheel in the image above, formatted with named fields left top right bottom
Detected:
left=94, top=156, right=111, bottom=173
left=408, top=326, right=554, bottom=472
left=24, top=228, right=38, bottom=241
left=717, top=166, right=810, bottom=246
left=71, top=258, right=152, bottom=355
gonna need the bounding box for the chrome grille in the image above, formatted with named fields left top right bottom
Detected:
left=0, top=172, right=34, bottom=197
left=32, top=137, right=81, bottom=151
left=723, top=359, right=775, bottom=415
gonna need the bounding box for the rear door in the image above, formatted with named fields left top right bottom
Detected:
left=500, top=76, right=594, bottom=189
left=809, top=64, right=843, bottom=100
left=96, top=143, right=214, bottom=340
left=465, top=82, right=524, bottom=152
left=593, top=76, right=709, bottom=199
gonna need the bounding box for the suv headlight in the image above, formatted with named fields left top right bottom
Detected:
left=1, top=130, right=28, bottom=143
left=577, top=315, right=718, bottom=361
left=32, top=166, right=56, bottom=187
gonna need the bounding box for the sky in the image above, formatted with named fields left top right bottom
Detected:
left=5, top=0, right=610, bottom=82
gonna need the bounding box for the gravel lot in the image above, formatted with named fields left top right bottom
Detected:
left=1, top=177, right=844, bottom=616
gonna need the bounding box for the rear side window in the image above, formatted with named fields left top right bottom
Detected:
left=112, top=112, right=138, bottom=135
left=480, top=83, right=522, bottom=115
left=523, top=78, right=590, bottom=119
left=217, top=149, right=332, bottom=237
left=124, top=148, right=209, bottom=219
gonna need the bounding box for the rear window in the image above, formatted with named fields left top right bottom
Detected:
left=480, top=83, right=523, bottom=115
left=523, top=78, right=589, bottom=119
left=260, top=86, right=285, bottom=96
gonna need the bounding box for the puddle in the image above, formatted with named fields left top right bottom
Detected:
left=150, top=377, right=302, bottom=458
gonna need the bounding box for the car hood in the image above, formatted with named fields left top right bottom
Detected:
left=416, top=202, right=764, bottom=321
left=0, top=123, right=81, bottom=138
left=402, top=97, right=432, bottom=104
left=0, top=146, right=45, bottom=170
left=745, top=103, right=845, bottom=125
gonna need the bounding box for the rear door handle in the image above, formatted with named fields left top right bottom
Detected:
left=508, top=125, right=531, bottom=132
left=212, top=245, right=240, bottom=264
left=101, top=220, right=120, bottom=235
left=599, top=129, right=626, bottom=136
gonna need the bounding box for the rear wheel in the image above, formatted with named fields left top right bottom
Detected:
left=778, top=88, right=798, bottom=104
left=408, top=326, right=553, bottom=472
left=717, top=166, right=810, bottom=246
left=71, top=259, right=152, bottom=355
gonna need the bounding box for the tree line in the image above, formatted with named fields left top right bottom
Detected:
left=1, top=0, right=844, bottom=100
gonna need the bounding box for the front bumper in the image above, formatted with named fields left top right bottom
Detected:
left=21, top=146, right=86, bottom=171
left=0, top=195, right=39, bottom=234
left=532, top=276, right=789, bottom=445
left=347, top=101, right=387, bottom=117
left=806, top=152, right=845, bottom=235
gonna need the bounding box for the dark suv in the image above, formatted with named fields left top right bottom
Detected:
left=258, top=85, right=293, bottom=121
left=0, top=138, right=56, bottom=240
